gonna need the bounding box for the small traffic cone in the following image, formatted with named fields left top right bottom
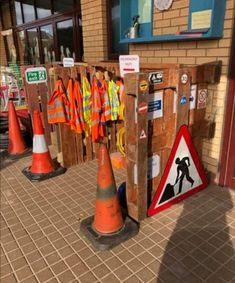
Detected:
left=93, top=143, right=124, bottom=234
left=22, top=110, right=66, bottom=181
left=80, top=143, right=139, bottom=250
left=8, top=100, right=31, bottom=159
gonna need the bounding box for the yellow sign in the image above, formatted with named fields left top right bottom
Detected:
left=191, top=9, right=212, bottom=30
left=140, top=80, right=148, bottom=91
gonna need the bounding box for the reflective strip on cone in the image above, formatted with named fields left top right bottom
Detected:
left=33, top=135, right=48, bottom=153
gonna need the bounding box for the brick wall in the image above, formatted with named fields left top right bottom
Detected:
left=80, top=0, right=234, bottom=182
left=81, top=0, right=108, bottom=62
left=153, top=0, right=188, bottom=36
left=129, top=0, right=234, bottom=182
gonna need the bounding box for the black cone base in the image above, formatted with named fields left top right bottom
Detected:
left=8, top=148, right=32, bottom=160
left=80, top=215, right=139, bottom=251
left=22, top=165, right=66, bottom=182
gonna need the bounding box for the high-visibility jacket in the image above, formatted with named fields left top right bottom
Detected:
left=108, top=80, right=120, bottom=121
left=82, top=76, right=92, bottom=136
left=98, top=79, right=111, bottom=122
left=117, top=80, right=125, bottom=120
left=48, top=79, right=70, bottom=124
left=67, top=78, right=75, bottom=128
left=73, top=80, right=84, bottom=134
left=91, top=77, right=111, bottom=142
left=67, top=78, right=84, bottom=134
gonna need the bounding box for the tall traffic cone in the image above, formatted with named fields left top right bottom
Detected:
left=22, top=110, right=66, bottom=181
left=80, top=143, right=139, bottom=250
left=7, top=100, right=31, bottom=159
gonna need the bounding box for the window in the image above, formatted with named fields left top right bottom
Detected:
left=57, top=19, right=74, bottom=61
left=36, top=0, right=51, bottom=19
left=40, top=24, right=54, bottom=63
left=17, top=31, right=27, bottom=63
left=27, top=28, right=40, bottom=64
left=54, top=0, right=75, bottom=14
left=14, top=1, right=23, bottom=25
left=1, top=0, right=83, bottom=65
left=107, top=0, right=128, bottom=59
left=22, top=0, right=36, bottom=23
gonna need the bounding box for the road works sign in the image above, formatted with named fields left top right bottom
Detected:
left=25, top=67, right=47, bottom=84
left=148, top=125, right=208, bottom=216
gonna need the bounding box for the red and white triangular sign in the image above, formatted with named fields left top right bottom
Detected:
left=148, top=125, right=208, bottom=216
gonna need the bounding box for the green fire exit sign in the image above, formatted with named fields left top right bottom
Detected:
left=25, top=67, right=47, bottom=84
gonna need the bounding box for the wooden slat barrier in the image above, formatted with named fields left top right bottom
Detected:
left=21, top=61, right=221, bottom=222
left=48, top=64, right=125, bottom=167
left=124, top=62, right=221, bottom=222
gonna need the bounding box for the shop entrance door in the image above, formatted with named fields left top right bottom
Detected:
left=220, top=22, right=235, bottom=189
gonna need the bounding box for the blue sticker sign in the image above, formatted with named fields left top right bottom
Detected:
left=149, top=100, right=161, bottom=112
left=180, top=96, right=187, bottom=105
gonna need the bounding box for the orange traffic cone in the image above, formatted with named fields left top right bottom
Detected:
left=8, top=100, right=31, bottom=159
left=80, top=143, right=139, bottom=250
left=22, top=110, right=66, bottom=181
left=93, top=143, right=123, bottom=234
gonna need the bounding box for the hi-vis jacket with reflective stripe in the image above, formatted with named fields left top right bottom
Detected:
left=67, top=79, right=84, bottom=134
left=108, top=80, right=120, bottom=121
left=91, top=77, right=111, bottom=142
left=48, top=80, right=70, bottom=124
left=82, top=76, right=92, bottom=136
left=116, top=80, right=125, bottom=121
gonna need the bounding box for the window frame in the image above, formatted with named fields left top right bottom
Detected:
left=0, top=0, right=83, bottom=64
left=106, top=0, right=129, bottom=61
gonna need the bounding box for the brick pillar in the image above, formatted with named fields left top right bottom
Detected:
left=81, top=0, right=108, bottom=62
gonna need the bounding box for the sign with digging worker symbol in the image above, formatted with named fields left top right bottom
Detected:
left=148, top=125, right=208, bottom=216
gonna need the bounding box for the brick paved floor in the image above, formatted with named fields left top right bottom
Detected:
left=0, top=154, right=235, bottom=283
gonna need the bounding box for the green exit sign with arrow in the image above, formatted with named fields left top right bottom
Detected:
left=25, top=67, right=47, bottom=84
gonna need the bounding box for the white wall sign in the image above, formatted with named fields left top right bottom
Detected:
left=63, top=57, right=74, bottom=67
left=134, top=154, right=160, bottom=185
left=147, top=155, right=160, bottom=180
left=190, top=84, right=197, bottom=110
left=148, top=91, right=163, bottom=120
left=119, top=55, right=139, bottom=78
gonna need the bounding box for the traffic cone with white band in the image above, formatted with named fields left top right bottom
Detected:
left=22, top=110, right=66, bottom=181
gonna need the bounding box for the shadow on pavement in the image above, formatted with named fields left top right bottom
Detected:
left=157, top=187, right=235, bottom=282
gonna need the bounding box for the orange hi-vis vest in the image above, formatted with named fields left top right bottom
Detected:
left=98, top=79, right=111, bottom=122
left=73, top=80, right=84, bottom=134
left=67, top=78, right=75, bottom=128
left=117, top=80, right=125, bottom=120
left=48, top=79, right=70, bottom=124
left=67, top=78, right=84, bottom=134
left=91, top=77, right=111, bottom=142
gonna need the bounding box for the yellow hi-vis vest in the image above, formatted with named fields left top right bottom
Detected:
left=82, top=76, right=92, bottom=136
left=47, top=79, right=70, bottom=124
left=108, top=80, right=120, bottom=121
left=117, top=80, right=125, bottom=121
